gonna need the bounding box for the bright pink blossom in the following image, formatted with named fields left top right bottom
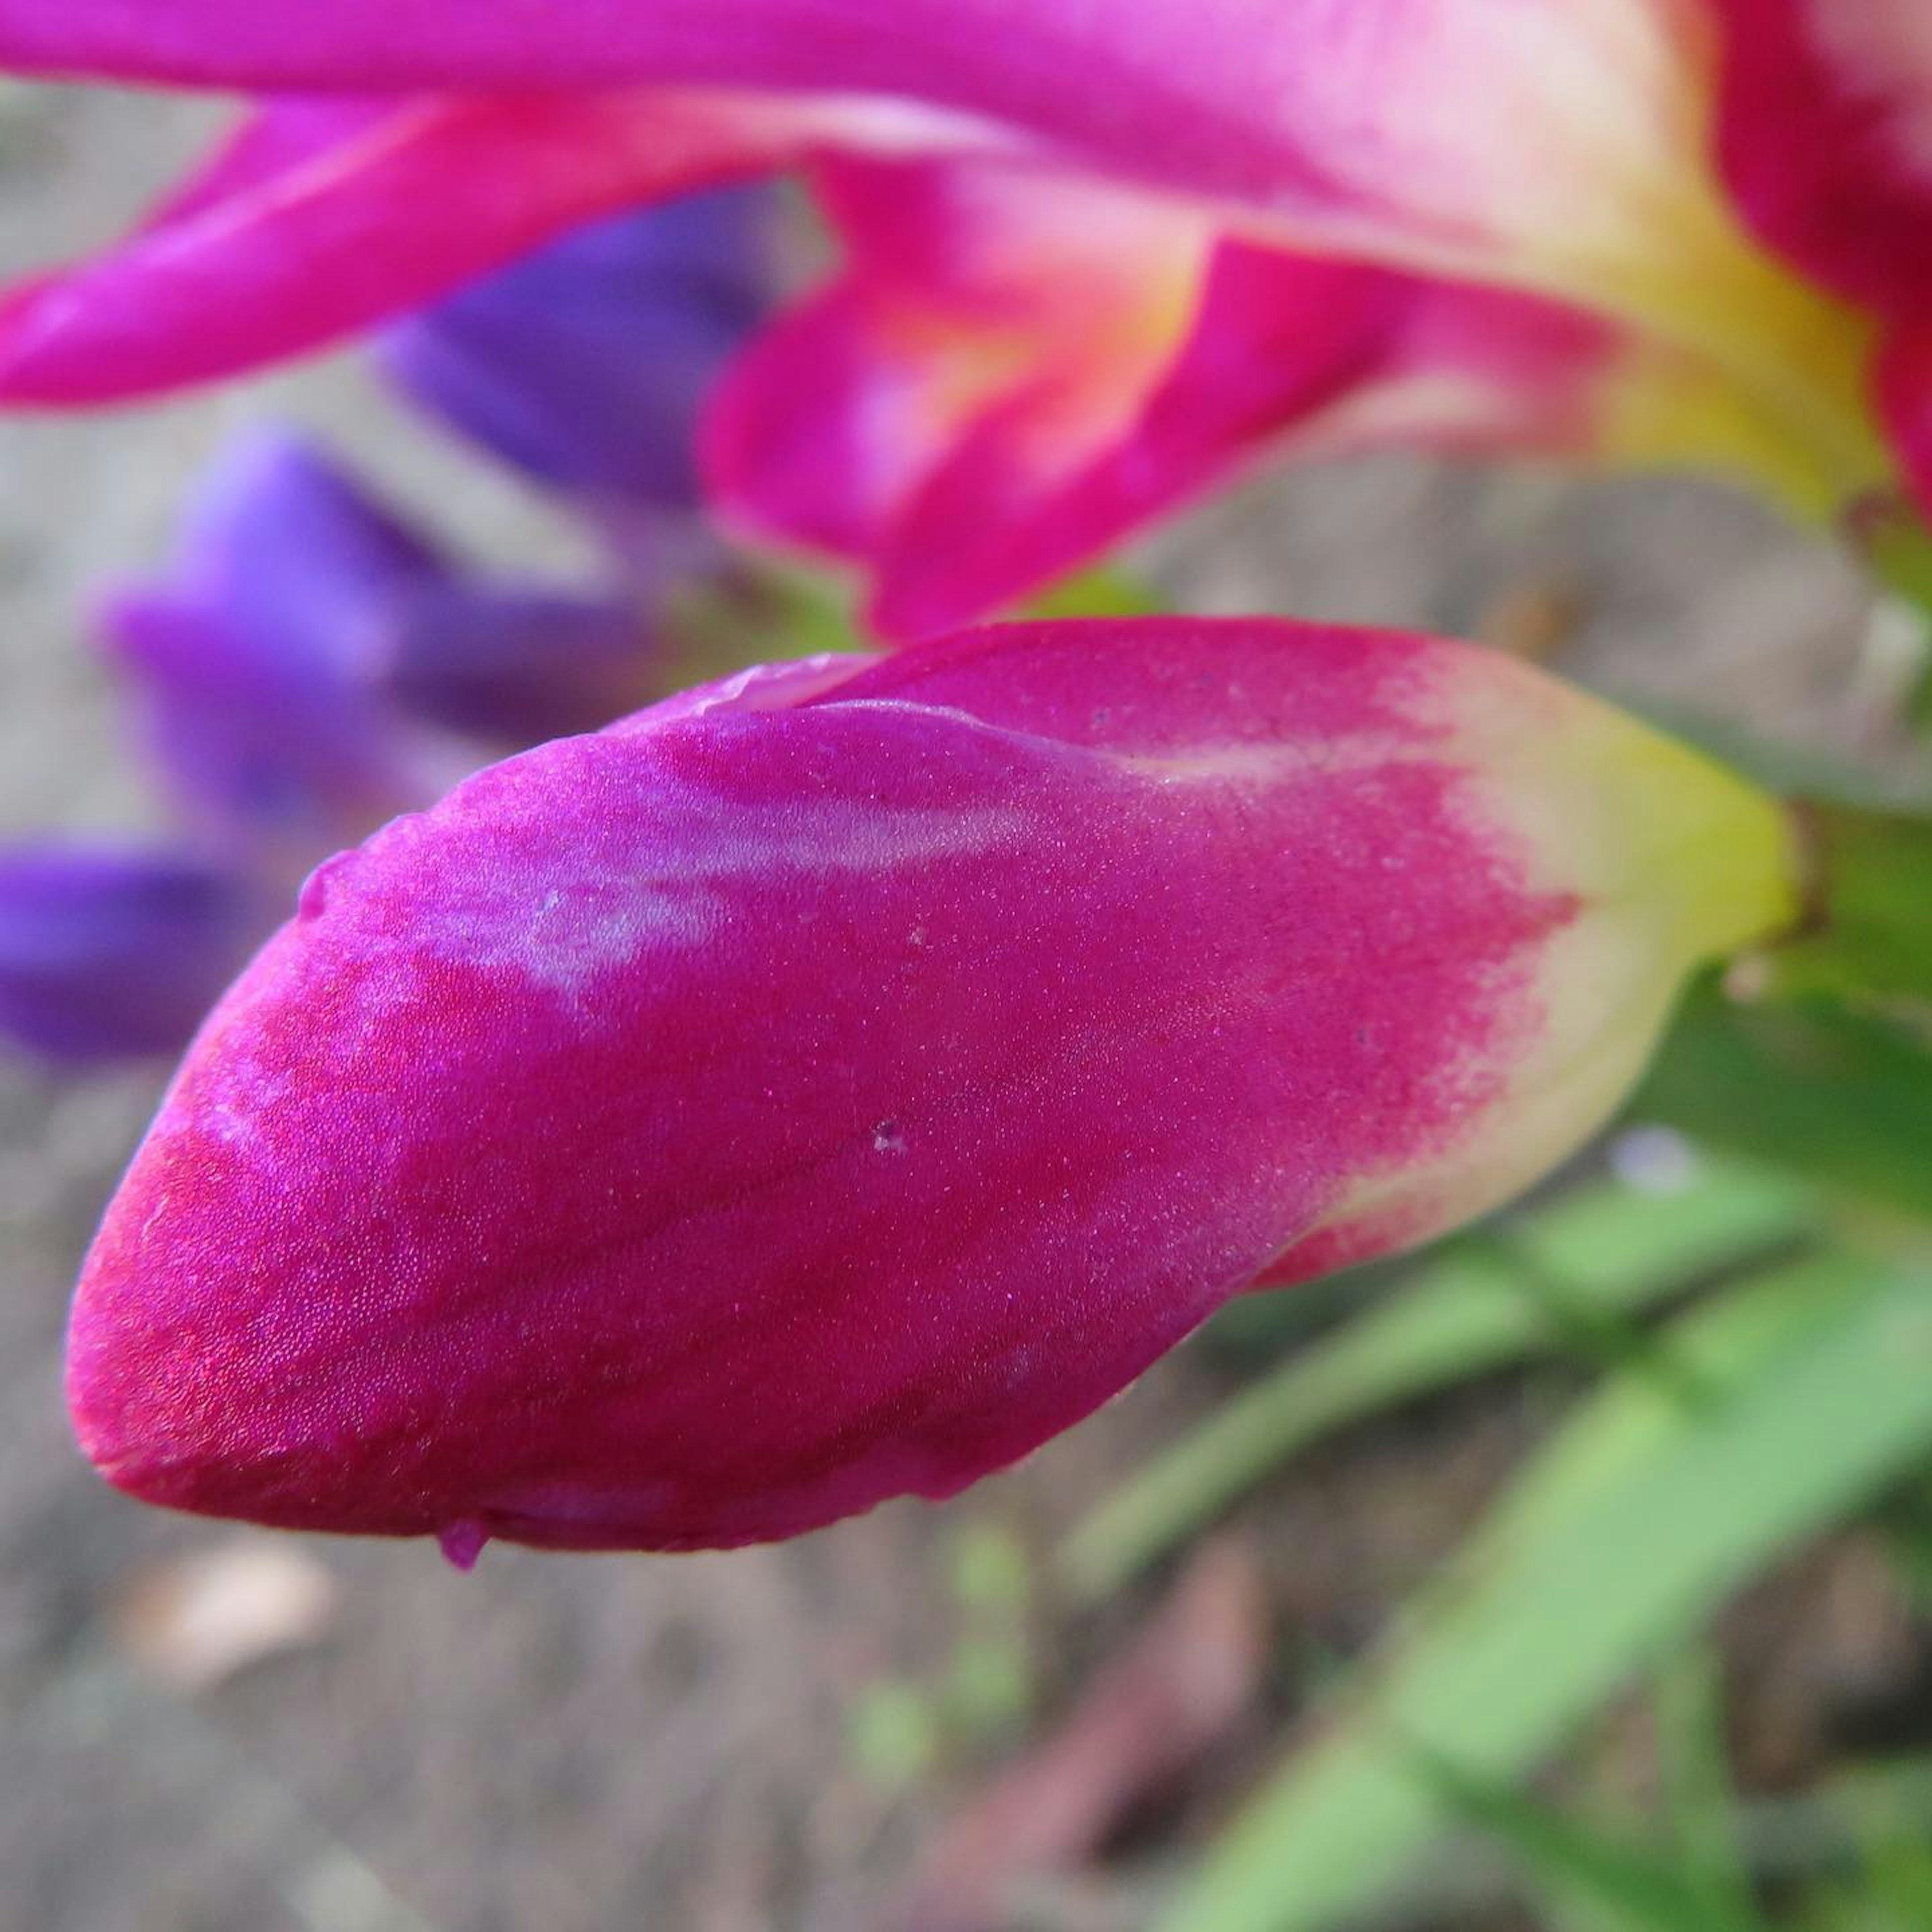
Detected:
left=1716, top=0, right=1932, bottom=313
left=66, top=619, right=1795, bottom=1557
left=0, top=90, right=828, bottom=405
left=1711, top=0, right=1932, bottom=513
left=1, top=1, right=1924, bottom=624
left=703, top=156, right=1714, bottom=641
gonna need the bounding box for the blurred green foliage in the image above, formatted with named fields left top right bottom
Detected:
left=846, top=1517, right=1038, bottom=1792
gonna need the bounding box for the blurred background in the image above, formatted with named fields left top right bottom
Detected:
left=6, top=86, right=1932, bottom=1932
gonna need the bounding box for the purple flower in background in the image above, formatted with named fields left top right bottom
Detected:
left=0, top=434, right=453, bottom=1064
left=381, top=186, right=781, bottom=554
left=2, top=439, right=660, bottom=1065
left=0, top=186, right=780, bottom=1068
left=383, top=587, right=672, bottom=747
left=100, top=434, right=448, bottom=871
left=0, top=848, right=269, bottom=1064
left=100, top=432, right=659, bottom=868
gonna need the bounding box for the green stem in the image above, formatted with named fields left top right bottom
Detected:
left=1856, top=496, right=1932, bottom=621
left=1767, top=800, right=1932, bottom=1013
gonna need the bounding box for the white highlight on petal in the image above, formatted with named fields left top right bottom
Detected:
left=429, top=792, right=1029, bottom=999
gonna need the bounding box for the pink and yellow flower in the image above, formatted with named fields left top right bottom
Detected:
left=66, top=617, right=1797, bottom=1555
left=0, top=2, right=1927, bottom=632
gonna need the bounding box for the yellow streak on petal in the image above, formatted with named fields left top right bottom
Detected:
left=1210, top=1, right=1895, bottom=518
left=1452, top=651, right=1802, bottom=970
left=1585, top=212, right=1889, bottom=516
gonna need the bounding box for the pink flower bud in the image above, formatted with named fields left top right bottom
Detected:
left=66, top=619, right=1796, bottom=1557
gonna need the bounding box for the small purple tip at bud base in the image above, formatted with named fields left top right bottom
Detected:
left=65, top=619, right=1798, bottom=1558
left=437, top=1519, right=491, bottom=1572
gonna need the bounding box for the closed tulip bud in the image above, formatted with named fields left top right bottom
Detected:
left=66, top=619, right=1798, bottom=1558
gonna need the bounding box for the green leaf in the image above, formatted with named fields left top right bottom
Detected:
left=1021, top=565, right=1164, bottom=619
left=1771, top=802, right=1932, bottom=1012
left=1855, top=498, right=1932, bottom=742
left=1156, top=1253, right=1932, bottom=1932
left=1796, top=1770, right=1932, bottom=1932
left=947, top=1519, right=1032, bottom=1620
left=1059, top=1157, right=1817, bottom=1601
left=1635, top=988, right=1932, bottom=1223
left=1861, top=496, right=1932, bottom=627
left=1875, top=1476, right=1932, bottom=1616
left=1651, top=1644, right=1753, bottom=1924
left=846, top=1679, right=942, bottom=1790
left=1419, top=1757, right=1768, bottom=1932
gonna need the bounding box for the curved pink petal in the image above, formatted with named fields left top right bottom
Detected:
left=874, top=251, right=1627, bottom=639
left=1715, top=0, right=1932, bottom=312
left=1877, top=319, right=1932, bottom=520
left=5, top=0, right=1881, bottom=491
left=66, top=618, right=1794, bottom=1555
left=703, top=155, right=1211, bottom=612
left=1711, top=4, right=1932, bottom=531
left=703, top=286, right=922, bottom=559
left=709, top=158, right=1729, bottom=640
left=0, top=0, right=1720, bottom=306
left=0, top=89, right=813, bottom=406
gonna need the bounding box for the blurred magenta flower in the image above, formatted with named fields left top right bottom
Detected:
left=66, top=618, right=1797, bottom=1556
left=0, top=848, right=270, bottom=1063
left=0, top=3, right=1926, bottom=629
left=0, top=88, right=866, bottom=406
left=701, top=156, right=1712, bottom=641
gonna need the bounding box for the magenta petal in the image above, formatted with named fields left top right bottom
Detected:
left=705, top=286, right=928, bottom=561
left=63, top=619, right=1786, bottom=1554
left=703, top=153, right=1215, bottom=616
left=871, top=250, right=1615, bottom=638
left=1715, top=0, right=1932, bottom=312
left=0, top=0, right=1708, bottom=299
left=0, top=0, right=1354, bottom=211
left=709, top=167, right=1619, bottom=640
left=1878, top=319, right=1932, bottom=523
left=0, top=91, right=801, bottom=406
